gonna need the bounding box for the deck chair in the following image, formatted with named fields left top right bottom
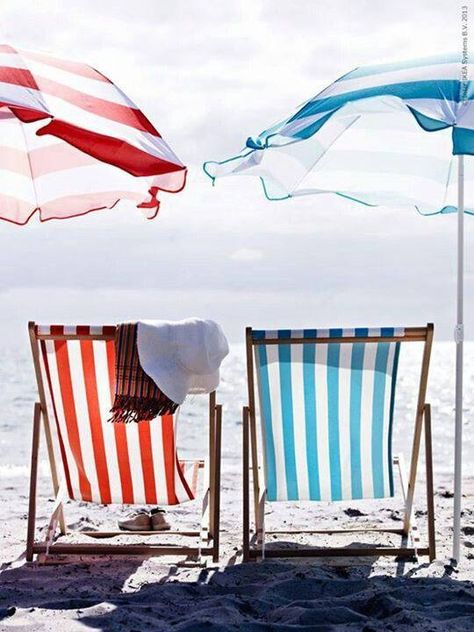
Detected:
left=27, top=322, right=222, bottom=562
left=243, top=324, right=435, bottom=561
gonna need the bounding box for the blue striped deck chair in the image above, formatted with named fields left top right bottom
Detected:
left=242, top=324, right=435, bottom=561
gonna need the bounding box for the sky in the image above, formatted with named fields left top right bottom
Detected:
left=0, top=0, right=472, bottom=343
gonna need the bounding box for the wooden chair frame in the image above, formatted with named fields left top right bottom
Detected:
left=26, top=322, right=222, bottom=563
left=243, top=324, right=436, bottom=562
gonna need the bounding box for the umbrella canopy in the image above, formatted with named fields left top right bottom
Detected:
left=204, top=53, right=472, bottom=563
left=0, top=44, right=186, bottom=224
left=204, top=53, right=472, bottom=214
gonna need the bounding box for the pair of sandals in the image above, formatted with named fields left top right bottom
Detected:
left=118, top=508, right=170, bottom=532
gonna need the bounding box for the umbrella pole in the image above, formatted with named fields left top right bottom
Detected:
left=453, top=153, right=465, bottom=564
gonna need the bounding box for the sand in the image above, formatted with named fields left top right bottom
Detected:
left=1, top=458, right=474, bottom=631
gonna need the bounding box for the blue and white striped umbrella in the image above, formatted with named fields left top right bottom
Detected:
left=204, top=53, right=472, bottom=563
left=204, top=53, right=473, bottom=214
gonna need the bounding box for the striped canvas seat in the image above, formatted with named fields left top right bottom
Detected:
left=36, top=325, right=194, bottom=506
left=252, top=327, right=403, bottom=502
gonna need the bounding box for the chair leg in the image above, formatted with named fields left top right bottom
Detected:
left=41, top=411, right=67, bottom=536
left=40, top=484, right=67, bottom=562
left=395, top=453, right=420, bottom=555
left=403, top=411, right=424, bottom=535
left=212, top=404, right=222, bottom=563
left=249, top=412, right=260, bottom=534
left=257, top=489, right=266, bottom=561
left=208, top=392, right=216, bottom=539
left=243, top=406, right=250, bottom=562
left=424, top=403, right=436, bottom=561
left=256, top=488, right=263, bottom=540
left=26, top=403, right=42, bottom=562
left=199, top=453, right=211, bottom=562
left=199, top=488, right=210, bottom=564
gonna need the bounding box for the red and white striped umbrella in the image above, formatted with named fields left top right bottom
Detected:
left=0, top=44, right=186, bottom=224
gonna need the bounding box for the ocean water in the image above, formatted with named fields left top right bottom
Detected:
left=0, top=341, right=473, bottom=487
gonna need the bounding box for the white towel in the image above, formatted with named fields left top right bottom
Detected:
left=137, top=318, right=229, bottom=405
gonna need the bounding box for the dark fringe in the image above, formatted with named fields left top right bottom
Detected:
left=109, top=322, right=179, bottom=423
left=109, top=395, right=179, bottom=423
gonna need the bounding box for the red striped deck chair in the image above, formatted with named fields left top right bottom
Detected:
left=26, top=323, right=222, bottom=562
left=243, top=324, right=435, bottom=561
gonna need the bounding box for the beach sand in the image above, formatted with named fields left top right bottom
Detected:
left=1, top=342, right=474, bottom=631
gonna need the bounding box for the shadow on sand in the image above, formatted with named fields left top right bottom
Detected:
left=1, top=546, right=474, bottom=631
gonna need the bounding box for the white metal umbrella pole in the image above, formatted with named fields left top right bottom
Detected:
left=453, top=153, right=465, bottom=564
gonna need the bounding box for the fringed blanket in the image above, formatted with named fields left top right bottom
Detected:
left=109, top=323, right=178, bottom=423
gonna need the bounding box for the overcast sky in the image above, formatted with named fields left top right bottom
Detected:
left=0, top=0, right=472, bottom=342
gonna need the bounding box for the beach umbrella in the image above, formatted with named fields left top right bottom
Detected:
left=204, top=53, right=472, bottom=563
left=0, top=44, right=186, bottom=224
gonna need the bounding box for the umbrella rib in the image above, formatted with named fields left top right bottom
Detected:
left=288, top=114, right=361, bottom=196
left=17, top=114, right=41, bottom=217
